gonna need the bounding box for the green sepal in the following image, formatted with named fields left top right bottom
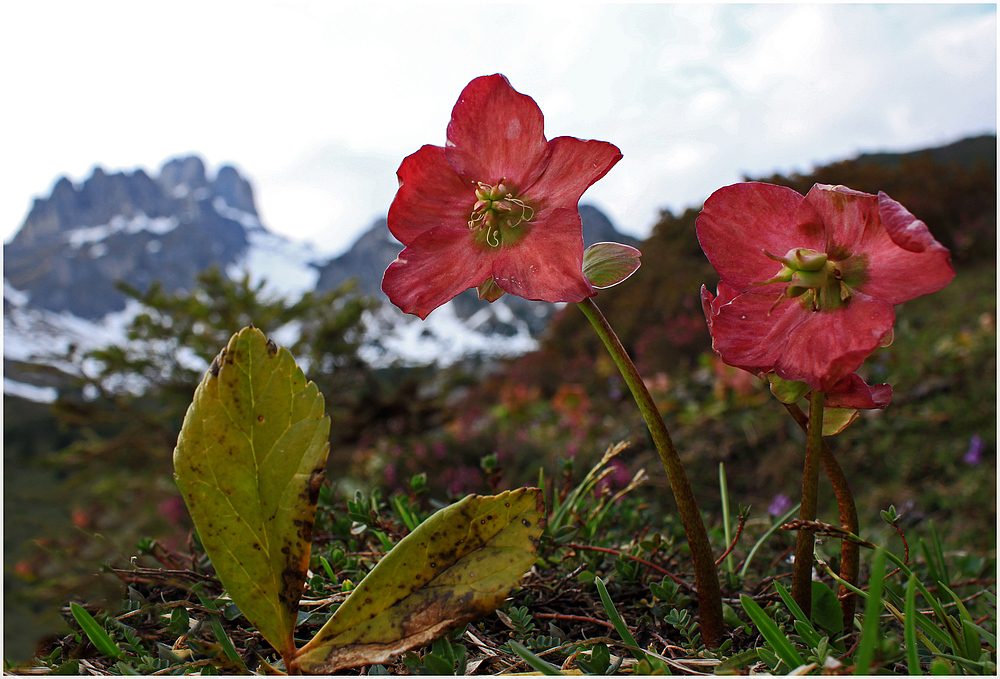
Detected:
left=767, top=374, right=810, bottom=404
left=477, top=277, right=505, bottom=302
left=822, top=407, right=859, bottom=435
left=582, top=242, right=641, bottom=289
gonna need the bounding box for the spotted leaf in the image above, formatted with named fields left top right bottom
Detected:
left=173, top=326, right=330, bottom=662
left=294, top=488, right=544, bottom=673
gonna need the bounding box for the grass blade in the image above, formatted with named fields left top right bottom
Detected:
left=191, top=584, right=248, bottom=672
left=69, top=603, right=124, bottom=659
left=854, top=547, right=886, bottom=675
left=719, top=462, right=735, bottom=574
left=318, top=555, right=337, bottom=582
left=740, top=594, right=806, bottom=670
left=390, top=494, right=420, bottom=532
left=773, top=580, right=825, bottom=649
left=904, top=574, right=920, bottom=675
left=943, top=584, right=986, bottom=660
left=964, top=620, right=997, bottom=649
left=929, top=521, right=951, bottom=588
left=714, top=648, right=760, bottom=673
left=793, top=620, right=824, bottom=650
left=818, top=551, right=956, bottom=651
left=774, top=581, right=812, bottom=628
left=508, top=641, right=564, bottom=675
left=884, top=600, right=948, bottom=657
left=741, top=502, right=801, bottom=578
left=595, top=577, right=648, bottom=664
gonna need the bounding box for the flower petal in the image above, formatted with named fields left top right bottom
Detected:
left=707, top=289, right=895, bottom=392
left=387, top=145, right=473, bottom=246
left=804, top=185, right=955, bottom=303
left=696, top=182, right=825, bottom=292
left=490, top=207, right=595, bottom=303
left=525, top=136, right=622, bottom=209
left=381, top=226, right=493, bottom=319
left=702, top=283, right=779, bottom=377
left=869, top=191, right=955, bottom=302
left=701, top=281, right=773, bottom=376
left=802, top=184, right=879, bottom=259
left=824, top=373, right=893, bottom=409
left=445, top=74, right=549, bottom=189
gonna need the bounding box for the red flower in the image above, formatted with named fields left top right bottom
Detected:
left=382, top=74, right=622, bottom=319
left=824, top=373, right=892, bottom=410
left=698, top=182, right=954, bottom=392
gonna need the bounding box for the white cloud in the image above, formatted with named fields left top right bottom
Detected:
left=2, top=3, right=994, bottom=255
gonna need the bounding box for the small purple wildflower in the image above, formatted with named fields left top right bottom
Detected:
left=768, top=493, right=793, bottom=517
left=963, top=434, right=984, bottom=466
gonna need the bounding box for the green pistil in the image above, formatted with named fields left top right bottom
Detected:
left=467, top=179, right=534, bottom=250
left=759, top=247, right=852, bottom=313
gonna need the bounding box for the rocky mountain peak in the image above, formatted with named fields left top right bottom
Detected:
left=213, top=165, right=259, bottom=217
left=4, top=152, right=641, bottom=376
left=157, top=156, right=209, bottom=197
left=4, top=156, right=260, bottom=318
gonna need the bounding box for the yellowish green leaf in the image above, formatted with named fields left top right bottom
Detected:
left=173, top=326, right=330, bottom=662
left=294, top=488, right=545, bottom=673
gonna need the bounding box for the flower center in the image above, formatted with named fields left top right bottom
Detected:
left=759, top=247, right=853, bottom=312
left=467, top=179, right=534, bottom=249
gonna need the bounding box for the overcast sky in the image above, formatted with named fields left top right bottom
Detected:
left=2, top=2, right=995, bottom=257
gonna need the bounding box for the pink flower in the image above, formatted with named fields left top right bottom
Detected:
left=382, top=74, right=622, bottom=319
left=698, top=182, right=954, bottom=392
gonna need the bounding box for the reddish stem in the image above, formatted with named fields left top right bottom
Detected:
left=577, top=298, right=723, bottom=648
left=783, top=401, right=860, bottom=631
left=791, top=390, right=825, bottom=616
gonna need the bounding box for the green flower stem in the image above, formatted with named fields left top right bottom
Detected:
left=782, top=401, right=859, bottom=632
left=576, top=297, right=723, bottom=648
left=791, top=389, right=826, bottom=615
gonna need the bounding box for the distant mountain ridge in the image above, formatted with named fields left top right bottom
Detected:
left=855, top=134, right=996, bottom=170
left=3, top=155, right=640, bottom=399
left=4, top=157, right=258, bottom=319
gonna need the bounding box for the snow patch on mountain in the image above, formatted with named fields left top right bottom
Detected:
left=66, top=214, right=180, bottom=249
left=213, top=197, right=263, bottom=231
left=4, top=278, right=29, bottom=306
left=360, top=299, right=539, bottom=367
left=3, top=378, right=58, bottom=404
left=226, top=226, right=321, bottom=300
left=4, top=281, right=216, bottom=402
left=4, top=290, right=143, bottom=368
